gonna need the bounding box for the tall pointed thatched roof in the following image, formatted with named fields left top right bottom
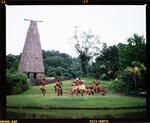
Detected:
left=18, top=20, right=44, bottom=73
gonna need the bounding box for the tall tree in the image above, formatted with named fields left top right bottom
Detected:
left=118, top=34, right=146, bottom=70
left=92, top=44, right=119, bottom=79
left=72, top=26, right=101, bottom=76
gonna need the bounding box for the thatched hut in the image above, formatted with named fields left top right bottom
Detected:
left=18, top=20, right=45, bottom=82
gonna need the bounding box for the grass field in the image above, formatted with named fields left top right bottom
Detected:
left=7, top=94, right=146, bottom=109
left=7, top=78, right=146, bottom=109
left=7, top=78, right=146, bottom=118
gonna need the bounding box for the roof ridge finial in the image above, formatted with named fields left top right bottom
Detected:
left=24, top=19, right=43, bottom=22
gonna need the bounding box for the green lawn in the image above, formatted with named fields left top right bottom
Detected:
left=7, top=78, right=146, bottom=109
left=7, top=94, right=146, bottom=109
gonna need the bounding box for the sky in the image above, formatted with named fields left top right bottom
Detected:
left=6, top=5, right=146, bottom=57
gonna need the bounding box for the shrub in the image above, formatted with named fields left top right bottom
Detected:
left=109, top=61, right=146, bottom=94
left=11, top=83, right=22, bottom=94
left=108, top=80, right=125, bottom=93
left=110, top=70, right=139, bottom=94
left=6, top=71, right=30, bottom=95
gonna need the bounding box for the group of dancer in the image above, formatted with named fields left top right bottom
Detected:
left=70, top=78, right=107, bottom=96
left=40, top=78, right=107, bottom=96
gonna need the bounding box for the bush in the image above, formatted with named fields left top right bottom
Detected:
left=6, top=71, right=30, bottom=95
left=120, top=70, right=135, bottom=88
left=109, top=61, right=146, bottom=94
left=22, top=79, right=30, bottom=90
left=11, top=83, right=22, bottom=94
left=108, top=80, right=124, bottom=93
left=109, top=70, right=137, bottom=94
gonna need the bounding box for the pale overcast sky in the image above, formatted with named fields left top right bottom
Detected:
left=6, top=5, right=146, bottom=57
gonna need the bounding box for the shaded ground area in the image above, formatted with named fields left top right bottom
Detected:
left=7, top=108, right=146, bottom=119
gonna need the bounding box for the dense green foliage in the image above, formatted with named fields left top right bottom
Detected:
left=6, top=71, right=30, bottom=95
left=92, top=44, right=119, bottom=79
left=110, top=61, right=146, bottom=94
left=92, top=34, right=146, bottom=80
left=91, top=34, right=146, bottom=94
left=118, top=34, right=146, bottom=70
left=42, top=50, right=81, bottom=79
left=6, top=54, right=20, bottom=72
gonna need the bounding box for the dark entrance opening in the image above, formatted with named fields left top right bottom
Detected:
left=34, top=73, right=36, bottom=79
left=27, top=73, right=29, bottom=78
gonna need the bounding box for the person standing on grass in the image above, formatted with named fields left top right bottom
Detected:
left=89, top=83, right=95, bottom=95
left=95, top=80, right=100, bottom=94
left=58, top=79, right=63, bottom=96
left=54, top=79, right=59, bottom=92
left=40, top=79, right=47, bottom=96
left=54, top=79, right=63, bottom=96
left=79, top=79, right=84, bottom=85
left=95, top=79, right=100, bottom=86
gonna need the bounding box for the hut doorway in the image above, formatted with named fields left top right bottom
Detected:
left=34, top=73, right=36, bottom=79
left=29, top=73, right=37, bottom=80
left=27, top=72, right=30, bottom=78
